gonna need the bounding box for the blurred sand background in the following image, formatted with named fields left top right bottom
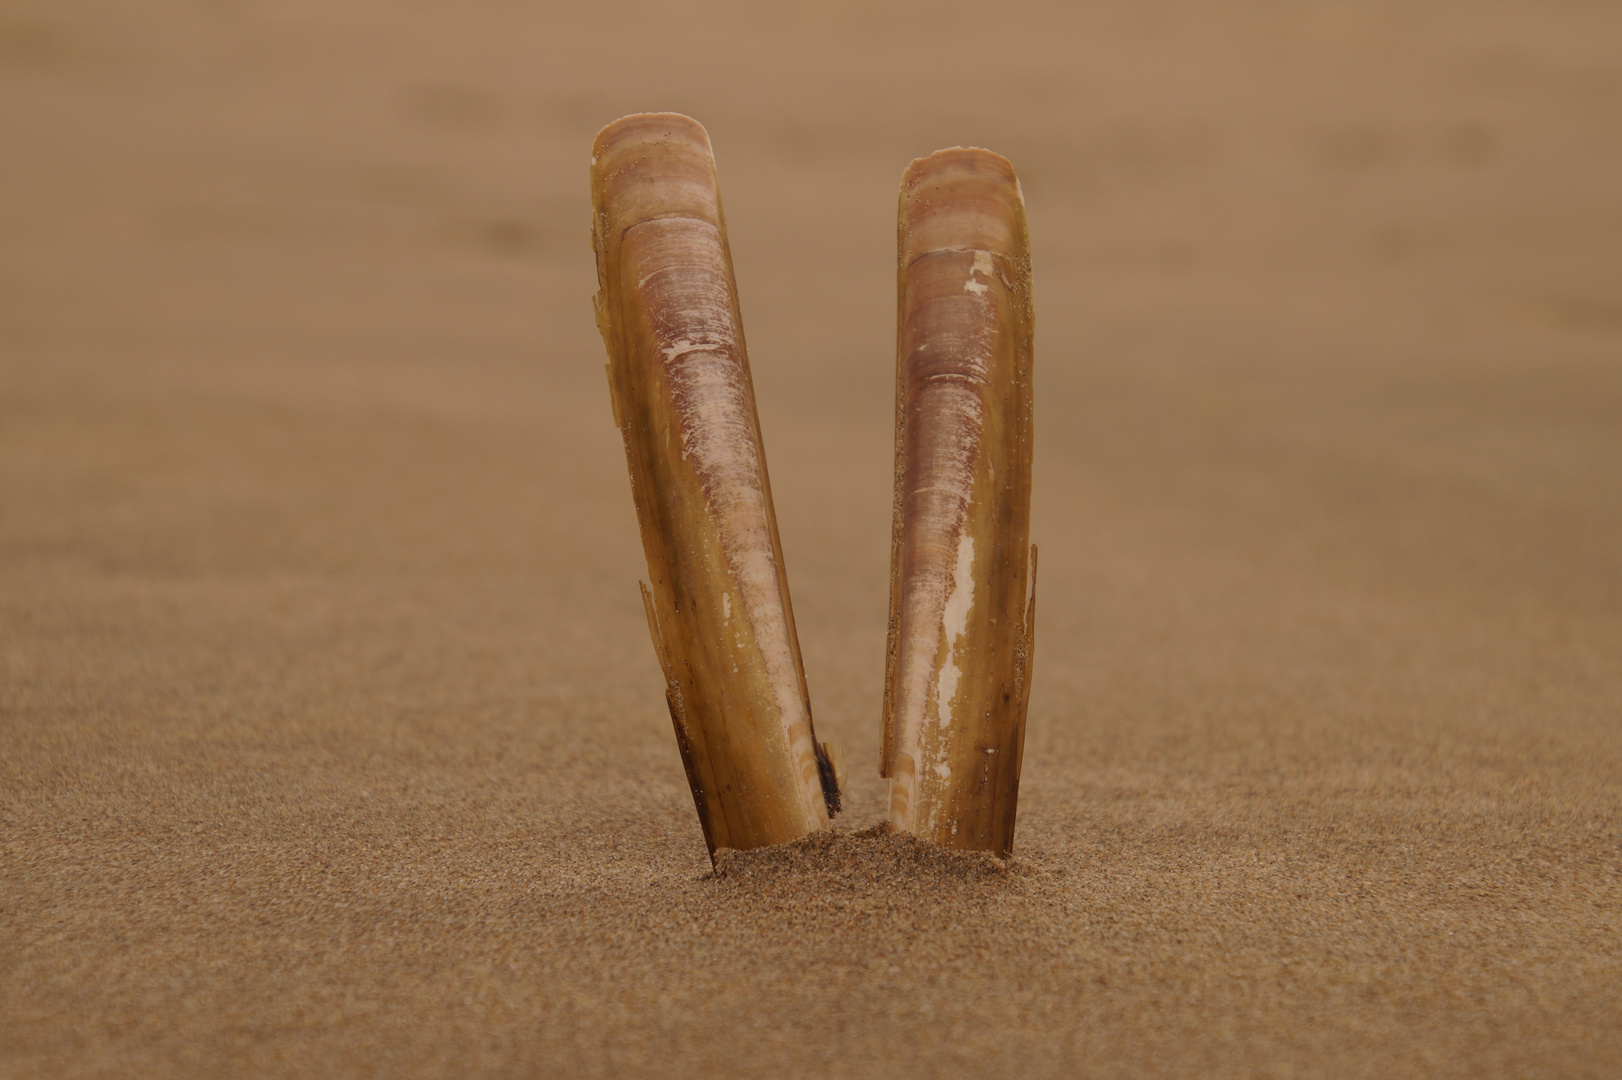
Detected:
left=3, top=1, right=1620, bottom=1076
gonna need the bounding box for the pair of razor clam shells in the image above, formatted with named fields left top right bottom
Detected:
left=591, top=113, right=1034, bottom=859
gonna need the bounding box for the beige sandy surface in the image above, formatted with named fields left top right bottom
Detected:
left=2, top=1, right=1620, bottom=1076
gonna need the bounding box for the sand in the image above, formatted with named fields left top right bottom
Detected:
left=2, top=1, right=1619, bottom=1076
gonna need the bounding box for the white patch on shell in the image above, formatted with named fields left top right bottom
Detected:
left=963, top=249, right=995, bottom=295
left=661, top=337, right=708, bottom=362
left=933, top=532, right=975, bottom=733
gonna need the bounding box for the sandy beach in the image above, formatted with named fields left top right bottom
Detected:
left=3, top=1, right=1619, bottom=1075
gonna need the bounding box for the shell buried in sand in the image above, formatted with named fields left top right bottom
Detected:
left=883, top=147, right=1036, bottom=855
left=591, top=113, right=839, bottom=858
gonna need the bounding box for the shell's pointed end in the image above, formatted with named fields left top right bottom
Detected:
left=899, top=146, right=1027, bottom=264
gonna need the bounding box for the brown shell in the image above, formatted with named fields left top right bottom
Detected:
left=882, top=147, right=1036, bottom=854
left=591, top=114, right=836, bottom=858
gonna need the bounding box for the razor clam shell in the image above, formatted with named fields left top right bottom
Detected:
left=592, top=113, right=835, bottom=856
left=883, top=147, right=1035, bottom=854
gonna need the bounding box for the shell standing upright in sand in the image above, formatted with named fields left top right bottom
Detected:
left=591, top=113, right=838, bottom=857
left=882, top=147, right=1036, bottom=854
